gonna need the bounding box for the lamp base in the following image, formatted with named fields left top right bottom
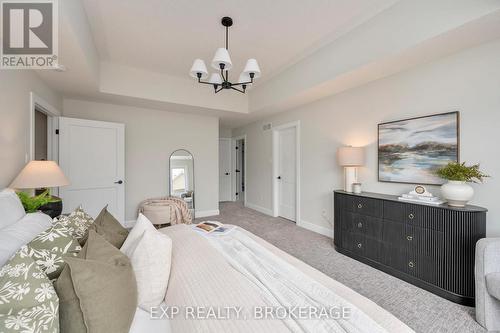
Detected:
left=39, top=196, right=63, bottom=219
left=344, top=167, right=358, bottom=192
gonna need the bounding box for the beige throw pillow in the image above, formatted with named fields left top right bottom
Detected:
left=82, top=206, right=129, bottom=248
left=55, top=230, right=137, bottom=333
left=121, top=214, right=172, bottom=310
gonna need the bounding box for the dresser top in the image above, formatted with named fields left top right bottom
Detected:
left=334, top=190, right=488, bottom=212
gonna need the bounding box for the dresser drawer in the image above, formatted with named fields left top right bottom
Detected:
left=406, top=253, right=444, bottom=287
left=383, top=201, right=406, bottom=222
left=340, top=232, right=364, bottom=255
left=404, top=226, right=444, bottom=258
left=405, top=204, right=446, bottom=232
left=344, top=195, right=383, bottom=218
left=343, top=212, right=383, bottom=238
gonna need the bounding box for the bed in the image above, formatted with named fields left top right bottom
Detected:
left=159, top=224, right=414, bottom=333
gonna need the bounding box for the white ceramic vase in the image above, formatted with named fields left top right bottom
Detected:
left=441, top=180, right=474, bottom=207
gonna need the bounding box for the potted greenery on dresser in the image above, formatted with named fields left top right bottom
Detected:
left=437, top=162, right=489, bottom=207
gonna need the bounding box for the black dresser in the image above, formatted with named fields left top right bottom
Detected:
left=333, top=190, right=487, bottom=306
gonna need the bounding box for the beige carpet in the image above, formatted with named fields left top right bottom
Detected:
left=198, top=202, right=485, bottom=333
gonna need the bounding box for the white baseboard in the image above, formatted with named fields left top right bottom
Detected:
left=196, top=209, right=220, bottom=218
left=245, top=202, right=274, bottom=216
left=298, top=220, right=333, bottom=238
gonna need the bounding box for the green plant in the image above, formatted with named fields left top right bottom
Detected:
left=16, top=189, right=60, bottom=213
left=436, top=162, right=489, bottom=183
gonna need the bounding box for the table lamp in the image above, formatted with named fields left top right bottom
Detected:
left=337, top=146, right=365, bottom=192
left=10, top=160, right=70, bottom=217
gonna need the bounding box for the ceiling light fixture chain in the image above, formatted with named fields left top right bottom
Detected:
left=189, top=16, right=261, bottom=94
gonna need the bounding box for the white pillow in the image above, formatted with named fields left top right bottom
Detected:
left=0, top=188, right=26, bottom=230
left=121, top=214, right=172, bottom=310
left=0, top=212, right=52, bottom=267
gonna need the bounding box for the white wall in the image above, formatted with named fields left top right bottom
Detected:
left=0, top=71, right=62, bottom=188
left=219, top=125, right=232, bottom=138
left=233, top=39, right=500, bottom=237
left=63, top=99, right=219, bottom=221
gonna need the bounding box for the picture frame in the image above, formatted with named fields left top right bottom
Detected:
left=378, top=111, right=460, bottom=185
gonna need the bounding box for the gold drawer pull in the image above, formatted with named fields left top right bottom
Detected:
left=408, top=213, right=415, bottom=220
left=357, top=243, right=362, bottom=249
left=408, top=261, right=415, bottom=268
left=407, top=235, right=413, bottom=241
left=357, top=203, right=363, bottom=209
left=357, top=222, right=363, bottom=228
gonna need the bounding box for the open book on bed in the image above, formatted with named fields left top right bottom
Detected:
left=194, top=221, right=232, bottom=234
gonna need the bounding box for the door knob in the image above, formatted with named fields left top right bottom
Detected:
left=277, top=176, right=281, bottom=180
left=225, top=173, right=230, bottom=176
left=114, top=180, right=123, bottom=184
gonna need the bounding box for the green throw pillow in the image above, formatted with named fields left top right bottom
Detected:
left=0, top=251, right=59, bottom=333
left=55, top=230, right=137, bottom=333
left=21, top=223, right=81, bottom=280
left=82, top=206, right=129, bottom=248
left=53, top=206, right=94, bottom=243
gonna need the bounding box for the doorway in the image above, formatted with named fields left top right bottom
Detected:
left=235, top=138, right=245, bottom=203
left=272, top=121, right=300, bottom=222
left=219, top=138, right=232, bottom=202
left=231, top=135, right=247, bottom=205
left=34, top=109, right=48, bottom=161
left=30, top=92, right=60, bottom=163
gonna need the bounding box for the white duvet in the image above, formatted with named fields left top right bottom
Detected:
left=160, top=224, right=413, bottom=333
left=205, top=228, right=387, bottom=333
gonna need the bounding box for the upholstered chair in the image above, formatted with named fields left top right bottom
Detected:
left=475, top=238, right=500, bottom=331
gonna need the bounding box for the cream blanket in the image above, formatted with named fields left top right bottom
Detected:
left=161, top=225, right=414, bottom=333
left=139, top=197, right=192, bottom=225
left=205, top=228, right=387, bottom=333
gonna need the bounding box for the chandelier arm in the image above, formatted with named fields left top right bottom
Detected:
left=230, top=86, right=245, bottom=94
left=215, top=86, right=224, bottom=94
left=220, top=68, right=227, bottom=82
left=231, top=81, right=252, bottom=87
left=197, top=79, right=215, bottom=85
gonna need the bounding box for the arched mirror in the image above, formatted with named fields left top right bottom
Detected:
left=169, top=149, right=195, bottom=217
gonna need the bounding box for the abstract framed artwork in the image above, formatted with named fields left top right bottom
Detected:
left=378, top=111, right=459, bottom=185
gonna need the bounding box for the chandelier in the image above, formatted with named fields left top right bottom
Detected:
left=189, top=17, right=261, bottom=94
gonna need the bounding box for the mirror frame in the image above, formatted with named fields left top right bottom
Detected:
left=169, top=149, right=195, bottom=218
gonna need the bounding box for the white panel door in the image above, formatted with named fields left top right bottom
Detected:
left=58, top=117, right=125, bottom=222
left=278, top=127, right=296, bottom=221
left=219, top=138, right=232, bottom=202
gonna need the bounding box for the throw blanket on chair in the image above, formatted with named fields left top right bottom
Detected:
left=139, top=197, right=192, bottom=225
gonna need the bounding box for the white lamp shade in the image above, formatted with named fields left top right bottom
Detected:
left=10, top=160, right=70, bottom=189
left=238, top=72, right=252, bottom=86
left=337, top=146, right=365, bottom=166
left=243, top=58, right=261, bottom=78
left=211, top=48, right=232, bottom=70
left=208, top=73, right=223, bottom=85
left=189, top=59, right=208, bottom=79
